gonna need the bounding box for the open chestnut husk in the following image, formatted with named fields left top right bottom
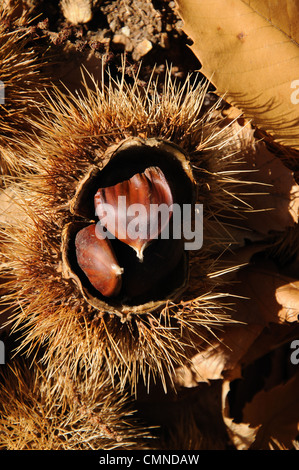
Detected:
left=62, top=137, right=196, bottom=318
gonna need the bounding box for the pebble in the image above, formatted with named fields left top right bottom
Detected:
left=133, top=39, right=152, bottom=60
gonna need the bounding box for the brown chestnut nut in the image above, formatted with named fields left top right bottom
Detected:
left=94, top=166, right=173, bottom=261
left=75, top=224, right=123, bottom=297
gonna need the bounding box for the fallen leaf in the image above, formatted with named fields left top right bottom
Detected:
left=0, top=188, right=29, bottom=225
left=232, top=259, right=299, bottom=324
left=222, top=380, right=260, bottom=450
left=175, top=0, right=299, bottom=150
left=276, top=281, right=299, bottom=323
left=243, top=373, right=299, bottom=449
left=174, top=323, right=263, bottom=386
left=174, top=252, right=299, bottom=387
left=210, top=108, right=299, bottom=236
left=241, top=322, right=299, bottom=369
left=241, top=141, right=299, bottom=234
left=242, top=1, right=299, bottom=44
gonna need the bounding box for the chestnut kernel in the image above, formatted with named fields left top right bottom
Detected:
left=75, top=224, right=123, bottom=297
left=94, top=166, right=173, bottom=261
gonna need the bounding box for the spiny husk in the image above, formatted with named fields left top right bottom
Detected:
left=0, top=354, right=151, bottom=450
left=0, top=65, right=259, bottom=393
left=0, top=5, right=48, bottom=179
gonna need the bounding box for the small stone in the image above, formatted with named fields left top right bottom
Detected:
left=133, top=39, right=152, bottom=60
left=160, top=32, right=170, bottom=49
left=120, top=26, right=131, bottom=37
left=112, top=34, right=133, bottom=52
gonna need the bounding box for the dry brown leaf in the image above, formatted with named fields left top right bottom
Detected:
left=232, top=259, right=299, bottom=324
left=0, top=188, right=26, bottom=331
left=242, top=0, right=299, bottom=45
left=213, top=107, right=299, bottom=235
left=175, top=0, right=299, bottom=150
left=174, top=323, right=263, bottom=386
left=241, top=322, right=299, bottom=369
left=241, top=141, right=299, bottom=234
left=242, top=373, right=299, bottom=449
left=174, top=251, right=299, bottom=387
left=222, top=380, right=260, bottom=450
left=0, top=188, right=29, bottom=225
left=276, top=281, right=299, bottom=322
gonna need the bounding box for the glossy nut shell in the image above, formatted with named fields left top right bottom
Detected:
left=75, top=224, right=123, bottom=297
left=94, top=166, right=173, bottom=261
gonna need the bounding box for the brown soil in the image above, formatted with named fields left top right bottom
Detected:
left=16, top=0, right=208, bottom=90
